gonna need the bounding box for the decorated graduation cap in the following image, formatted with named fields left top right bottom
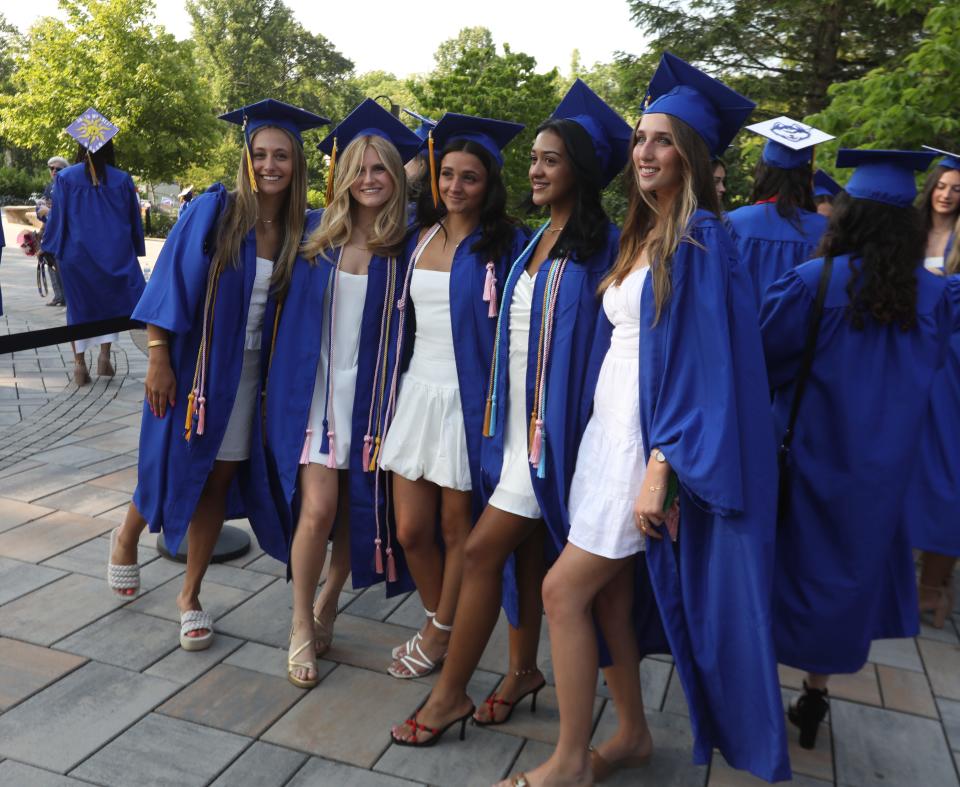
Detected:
left=643, top=52, right=755, bottom=157
left=65, top=108, right=120, bottom=186
left=318, top=98, right=422, bottom=203
left=813, top=169, right=842, bottom=199
left=922, top=145, right=960, bottom=172
left=746, top=115, right=835, bottom=169
left=551, top=79, right=632, bottom=187
left=835, top=149, right=937, bottom=208
left=402, top=108, right=437, bottom=142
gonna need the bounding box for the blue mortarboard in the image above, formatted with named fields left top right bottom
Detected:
left=318, top=99, right=422, bottom=164
left=402, top=108, right=437, bottom=142
left=643, top=52, right=756, bottom=157
left=551, top=79, right=632, bottom=187
left=813, top=169, right=842, bottom=198
left=835, top=149, right=937, bottom=208
left=65, top=108, right=119, bottom=153
left=219, top=98, right=330, bottom=145
left=922, top=146, right=960, bottom=172
left=426, top=113, right=524, bottom=168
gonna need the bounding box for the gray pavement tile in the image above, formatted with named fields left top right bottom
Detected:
left=93, top=503, right=129, bottom=524
left=508, top=738, right=555, bottom=782
left=79, top=454, right=137, bottom=477
left=48, top=420, right=127, bottom=447
left=145, top=632, right=244, bottom=684
left=210, top=741, right=308, bottom=787
left=597, top=656, right=672, bottom=711
left=918, top=638, right=960, bottom=701
left=0, top=460, right=41, bottom=478
left=0, top=637, right=87, bottom=711
left=26, top=444, right=119, bottom=468
left=708, top=755, right=831, bottom=786
left=216, top=579, right=293, bottom=648
left=129, top=576, right=253, bottom=625
left=242, top=552, right=287, bottom=576
left=55, top=609, right=179, bottom=670
left=0, top=463, right=99, bottom=502
left=263, top=664, right=428, bottom=767
left=321, top=613, right=425, bottom=673
left=0, top=510, right=113, bottom=562
left=0, top=761, right=94, bottom=786
left=0, top=661, right=178, bottom=773
left=87, top=466, right=138, bottom=494
left=867, top=637, right=924, bottom=672
left=876, top=664, right=937, bottom=718
left=342, top=585, right=409, bottom=622
left=158, top=663, right=306, bottom=737
left=0, top=556, right=66, bottom=605
left=202, top=562, right=276, bottom=592
left=289, top=757, right=423, bottom=787
left=384, top=591, right=428, bottom=629
left=70, top=712, right=250, bottom=787
left=224, top=641, right=336, bottom=683
left=593, top=705, right=706, bottom=786
left=938, top=697, right=960, bottom=752
left=0, top=573, right=126, bottom=646
left=919, top=619, right=960, bottom=645
left=33, top=483, right=131, bottom=518
left=82, top=426, right=140, bottom=453
left=375, top=724, right=524, bottom=786
left=663, top=666, right=689, bottom=716
left=832, top=699, right=957, bottom=786
left=42, top=535, right=158, bottom=579
left=0, top=497, right=53, bottom=532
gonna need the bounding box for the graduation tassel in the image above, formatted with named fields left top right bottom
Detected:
left=528, top=419, right=543, bottom=466
left=482, top=398, right=493, bottom=436
left=427, top=131, right=439, bottom=208
left=483, top=262, right=497, bottom=318
left=85, top=150, right=99, bottom=187
left=325, top=137, right=338, bottom=205
left=487, top=398, right=498, bottom=437
left=299, top=429, right=312, bottom=465
left=362, top=435, right=373, bottom=471
left=536, top=440, right=547, bottom=479
left=242, top=117, right=258, bottom=193
left=325, top=431, right=337, bottom=469
left=374, top=537, right=384, bottom=574
left=196, top=396, right=206, bottom=436
left=184, top=390, right=196, bottom=440
left=386, top=547, right=398, bottom=582
left=369, top=437, right=381, bottom=470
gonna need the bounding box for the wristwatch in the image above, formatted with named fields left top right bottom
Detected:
left=652, top=448, right=667, bottom=463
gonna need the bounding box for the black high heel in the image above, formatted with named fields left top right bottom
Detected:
left=788, top=681, right=829, bottom=750
left=390, top=705, right=475, bottom=747
left=473, top=668, right=547, bottom=727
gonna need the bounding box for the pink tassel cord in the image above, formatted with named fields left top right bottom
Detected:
left=386, top=548, right=397, bottom=582
left=483, top=262, right=497, bottom=317
left=196, top=397, right=206, bottom=436
left=374, top=537, right=384, bottom=574
left=325, top=431, right=336, bottom=469
left=362, top=434, right=373, bottom=471
left=528, top=419, right=543, bottom=465
left=299, top=428, right=312, bottom=465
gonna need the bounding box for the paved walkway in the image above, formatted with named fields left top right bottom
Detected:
left=0, top=221, right=959, bottom=786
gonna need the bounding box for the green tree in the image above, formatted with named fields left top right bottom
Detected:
left=0, top=13, right=18, bottom=97
left=410, top=27, right=562, bottom=211
left=0, top=0, right=217, bottom=183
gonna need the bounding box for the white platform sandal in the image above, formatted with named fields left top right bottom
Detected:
left=391, top=609, right=435, bottom=660
left=179, top=609, right=214, bottom=651
left=107, top=528, right=140, bottom=598
left=387, top=616, right=451, bottom=679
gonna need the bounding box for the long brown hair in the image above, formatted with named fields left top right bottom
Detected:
left=301, top=134, right=407, bottom=262
left=946, top=213, right=960, bottom=275
left=917, top=165, right=960, bottom=234
left=602, top=115, right=720, bottom=324
left=211, top=126, right=307, bottom=299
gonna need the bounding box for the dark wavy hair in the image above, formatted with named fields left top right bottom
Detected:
left=815, top=192, right=925, bottom=331
left=522, top=118, right=609, bottom=261
left=74, top=139, right=116, bottom=184
left=415, top=138, right=518, bottom=262
left=749, top=160, right=816, bottom=224
left=916, top=164, right=960, bottom=233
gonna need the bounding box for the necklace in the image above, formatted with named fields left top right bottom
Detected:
left=546, top=225, right=564, bottom=233
left=259, top=216, right=276, bottom=225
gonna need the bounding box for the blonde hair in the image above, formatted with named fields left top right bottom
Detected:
left=600, top=115, right=719, bottom=324
left=302, top=134, right=408, bottom=261
left=211, top=126, right=307, bottom=299
left=947, top=213, right=960, bottom=275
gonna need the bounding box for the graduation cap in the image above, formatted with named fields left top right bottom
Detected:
left=921, top=145, right=960, bottom=172
left=219, top=99, right=329, bottom=193
left=551, top=79, right=632, bottom=187
left=746, top=116, right=835, bottom=169
left=813, top=170, right=842, bottom=199
left=402, top=108, right=437, bottom=142
left=643, top=52, right=755, bottom=157
left=65, top=108, right=120, bottom=186
left=835, top=149, right=937, bottom=208
left=318, top=99, right=423, bottom=203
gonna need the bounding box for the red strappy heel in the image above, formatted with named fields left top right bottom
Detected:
left=390, top=705, right=476, bottom=747
left=474, top=668, right=546, bottom=726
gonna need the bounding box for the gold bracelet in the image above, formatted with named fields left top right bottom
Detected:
left=147, top=339, right=168, bottom=348
left=649, top=484, right=664, bottom=492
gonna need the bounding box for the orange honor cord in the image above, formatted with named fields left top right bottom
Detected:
left=325, top=138, right=338, bottom=206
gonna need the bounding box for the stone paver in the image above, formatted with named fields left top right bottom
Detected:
left=0, top=761, right=93, bottom=786
left=209, top=740, right=308, bottom=787
left=0, top=498, right=52, bottom=532
left=0, top=510, right=113, bottom=562
left=0, top=637, right=87, bottom=711
left=288, top=756, right=422, bottom=787
left=55, top=609, right=179, bottom=671
left=145, top=632, right=244, bottom=685
left=0, top=556, right=66, bottom=605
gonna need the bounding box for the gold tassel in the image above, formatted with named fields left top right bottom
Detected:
left=428, top=130, right=438, bottom=208
left=242, top=117, right=258, bottom=193
left=325, top=137, right=338, bottom=206
left=86, top=150, right=99, bottom=186
left=528, top=411, right=538, bottom=447
left=482, top=398, right=492, bottom=436
left=369, top=436, right=381, bottom=471
left=184, top=391, right=195, bottom=441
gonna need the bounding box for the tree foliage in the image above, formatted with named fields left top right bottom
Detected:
left=0, top=0, right=217, bottom=182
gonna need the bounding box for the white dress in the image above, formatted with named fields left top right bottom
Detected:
left=567, top=267, right=649, bottom=558
left=925, top=256, right=945, bottom=271
left=488, top=271, right=541, bottom=518
left=216, top=256, right=273, bottom=462
left=306, top=270, right=368, bottom=467
left=378, top=268, right=471, bottom=490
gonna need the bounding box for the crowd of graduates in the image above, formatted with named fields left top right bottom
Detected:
left=32, top=50, right=960, bottom=786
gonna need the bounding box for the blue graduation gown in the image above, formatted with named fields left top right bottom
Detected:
left=640, top=210, right=789, bottom=782
left=727, top=203, right=827, bottom=306
left=762, top=259, right=960, bottom=675
left=40, top=163, right=146, bottom=324
left=264, top=211, right=415, bottom=594
left=131, top=185, right=281, bottom=559
left=481, top=222, right=619, bottom=627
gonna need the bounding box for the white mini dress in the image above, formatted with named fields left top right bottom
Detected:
left=924, top=256, right=945, bottom=271
left=216, top=256, right=273, bottom=462
left=567, top=266, right=648, bottom=558
left=378, top=268, right=471, bottom=490
left=488, top=271, right=541, bottom=519
left=306, top=269, right=368, bottom=467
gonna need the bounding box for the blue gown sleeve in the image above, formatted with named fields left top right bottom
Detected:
left=40, top=179, right=67, bottom=260
left=126, top=174, right=146, bottom=256
left=758, top=268, right=814, bottom=390
left=132, top=185, right=227, bottom=334
left=949, top=275, right=960, bottom=333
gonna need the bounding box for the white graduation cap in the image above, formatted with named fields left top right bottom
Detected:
left=746, top=116, right=835, bottom=168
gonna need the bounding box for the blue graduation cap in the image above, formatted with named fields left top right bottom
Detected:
left=813, top=169, right=842, bottom=199
left=402, top=108, right=437, bottom=142
left=218, top=98, right=330, bottom=146
left=643, top=52, right=756, bottom=157
left=922, top=145, right=960, bottom=172
left=66, top=108, right=119, bottom=153
left=835, top=149, right=937, bottom=208
left=551, top=79, right=632, bottom=187
left=318, top=98, right=422, bottom=163
left=426, top=113, right=524, bottom=168
left=746, top=116, right=835, bottom=169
